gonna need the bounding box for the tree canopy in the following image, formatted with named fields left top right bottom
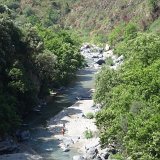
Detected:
left=94, top=32, right=160, bottom=159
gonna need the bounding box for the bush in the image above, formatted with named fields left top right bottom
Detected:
left=8, top=2, right=20, bottom=10
left=95, top=32, right=160, bottom=159
left=23, top=6, right=35, bottom=17
left=84, top=129, right=93, bottom=139
left=148, top=0, right=158, bottom=10
left=105, top=57, right=114, bottom=66
left=86, top=112, right=94, bottom=119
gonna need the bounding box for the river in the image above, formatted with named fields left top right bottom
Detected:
left=24, top=68, right=97, bottom=160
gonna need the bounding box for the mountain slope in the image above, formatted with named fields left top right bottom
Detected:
left=63, top=0, right=160, bottom=40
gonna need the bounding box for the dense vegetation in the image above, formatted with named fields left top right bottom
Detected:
left=0, top=1, right=84, bottom=136
left=94, top=23, right=160, bottom=159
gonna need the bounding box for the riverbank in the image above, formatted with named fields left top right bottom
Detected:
left=47, top=99, right=100, bottom=154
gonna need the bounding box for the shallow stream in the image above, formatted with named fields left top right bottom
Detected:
left=24, top=68, right=96, bottom=160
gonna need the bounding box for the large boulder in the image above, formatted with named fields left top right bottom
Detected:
left=96, top=59, right=105, bottom=65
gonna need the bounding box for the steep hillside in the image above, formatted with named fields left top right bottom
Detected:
left=63, top=0, right=160, bottom=41
left=0, top=0, right=74, bottom=27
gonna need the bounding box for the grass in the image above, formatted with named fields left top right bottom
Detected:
left=85, top=112, right=94, bottom=119
left=84, top=129, right=93, bottom=139
left=149, top=17, right=160, bottom=33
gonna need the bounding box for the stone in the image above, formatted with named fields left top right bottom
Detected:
left=73, top=155, right=85, bottom=160
left=103, top=152, right=110, bottom=159
left=105, top=44, right=110, bottom=51
left=94, top=155, right=102, bottom=160
left=62, top=147, right=70, bottom=152
left=85, top=139, right=100, bottom=151
left=96, top=59, right=105, bottom=65
left=62, top=138, right=74, bottom=147
left=71, top=136, right=80, bottom=143
left=106, top=50, right=113, bottom=56
left=103, top=52, right=109, bottom=59
left=77, top=113, right=85, bottom=118
left=117, top=55, right=124, bottom=62
left=92, top=55, right=99, bottom=58
left=85, top=147, right=98, bottom=159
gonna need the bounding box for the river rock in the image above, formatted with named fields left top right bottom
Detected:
left=85, top=138, right=100, bottom=151
left=96, top=59, right=105, bottom=65
left=62, top=138, right=74, bottom=147
left=85, top=147, right=98, bottom=159
left=94, top=155, right=102, bottom=160
left=71, top=136, right=80, bottom=143
left=81, top=44, right=91, bottom=50
left=105, top=44, right=110, bottom=51
left=116, top=55, right=124, bottom=62
left=73, top=155, right=85, bottom=160
left=100, top=152, right=110, bottom=159
left=62, top=147, right=70, bottom=152
left=106, top=50, right=114, bottom=56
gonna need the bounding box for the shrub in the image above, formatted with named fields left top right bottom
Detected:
left=86, top=112, right=94, bottom=119
left=105, top=57, right=114, bottom=66
left=95, top=32, right=160, bottom=159
left=84, top=129, right=93, bottom=139
left=23, top=6, right=35, bottom=17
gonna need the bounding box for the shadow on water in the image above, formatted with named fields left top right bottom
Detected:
left=24, top=68, right=97, bottom=160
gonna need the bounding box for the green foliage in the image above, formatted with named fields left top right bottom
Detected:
left=36, top=25, right=84, bottom=85
left=0, top=93, right=20, bottom=136
left=110, top=153, right=125, bottom=160
left=148, top=0, right=158, bottom=10
left=85, top=112, right=94, bottom=119
left=94, top=32, right=160, bottom=159
left=8, top=66, right=35, bottom=96
left=0, top=14, right=84, bottom=136
left=35, top=50, right=57, bottom=82
left=84, top=129, right=93, bottom=139
left=108, top=22, right=138, bottom=46
left=149, top=17, right=160, bottom=33
left=105, top=57, right=114, bottom=66
left=23, top=6, right=35, bottom=17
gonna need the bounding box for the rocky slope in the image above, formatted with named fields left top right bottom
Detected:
left=64, top=0, right=160, bottom=31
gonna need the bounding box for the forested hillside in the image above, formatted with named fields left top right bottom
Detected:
left=0, top=0, right=75, bottom=25
left=92, top=5, right=160, bottom=160
left=94, top=30, right=160, bottom=160
left=0, top=0, right=84, bottom=136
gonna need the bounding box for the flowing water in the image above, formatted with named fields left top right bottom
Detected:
left=24, top=68, right=97, bottom=160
